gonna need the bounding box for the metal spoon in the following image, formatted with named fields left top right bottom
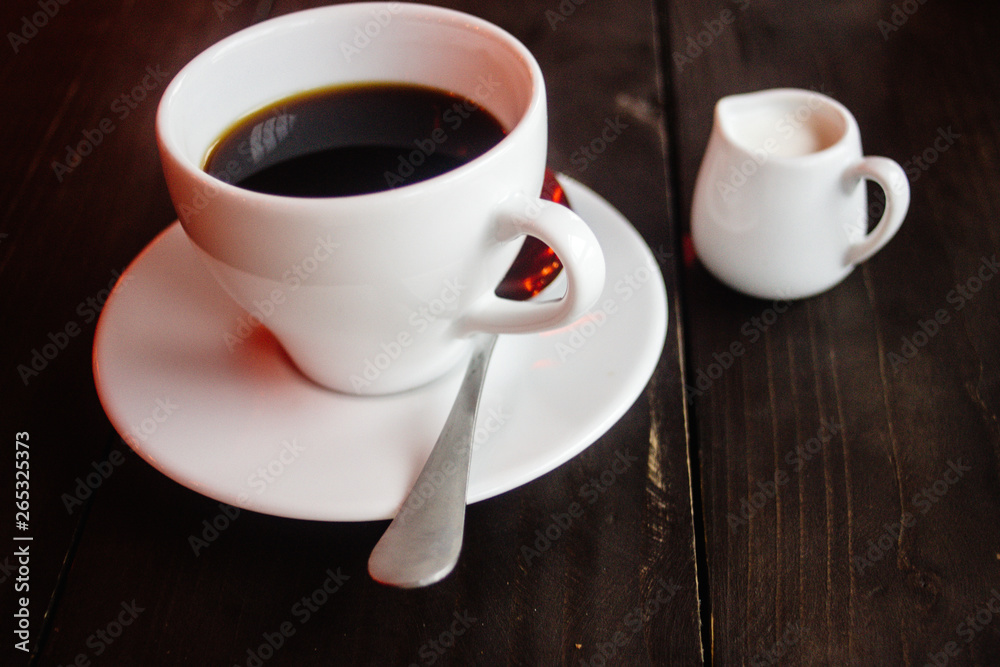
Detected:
left=367, top=170, right=568, bottom=588
left=367, top=332, right=497, bottom=588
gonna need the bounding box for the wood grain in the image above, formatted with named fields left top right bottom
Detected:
left=660, top=0, right=1000, bottom=663
left=0, top=1, right=264, bottom=664
left=2, top=1, right=701, bottom=665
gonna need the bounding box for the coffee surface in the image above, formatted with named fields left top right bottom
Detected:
left=204, top=83, right=506, bottom=197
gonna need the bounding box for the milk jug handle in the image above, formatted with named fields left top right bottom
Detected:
left=843, top=157, right=910, bottom=266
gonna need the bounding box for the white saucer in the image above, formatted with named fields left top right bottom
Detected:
left=93, top=177, right=667, bottom=521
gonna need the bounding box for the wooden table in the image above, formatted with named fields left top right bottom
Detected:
left=3, top=0, right=998, bottom=664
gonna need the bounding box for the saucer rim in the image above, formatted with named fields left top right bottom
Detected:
left=92, top=175, right=668, bottom=521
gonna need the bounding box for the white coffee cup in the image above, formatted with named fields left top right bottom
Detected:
left=156, top=3, right=605, bottom=395
left=691, top=88, right=910, bottom=300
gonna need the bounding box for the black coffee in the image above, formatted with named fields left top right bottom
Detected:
left=203, top=83, right=506, bottom=197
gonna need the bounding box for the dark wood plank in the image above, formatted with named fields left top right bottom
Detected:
left=5, top=1, right=702, bottom=665
left=0, top=1, right=266, bottom=665
left=661, top=0, right=1000, bottom=663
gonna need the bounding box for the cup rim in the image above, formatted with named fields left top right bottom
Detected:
left=156, top=2, right=544, bottom=206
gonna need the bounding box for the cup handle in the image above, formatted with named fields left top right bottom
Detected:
left=455, top=193, right=606, bottom=335
left=843, top=156, right=910, bottom=266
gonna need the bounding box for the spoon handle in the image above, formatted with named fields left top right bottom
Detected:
left=368, top=333, right=498, bottom=588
